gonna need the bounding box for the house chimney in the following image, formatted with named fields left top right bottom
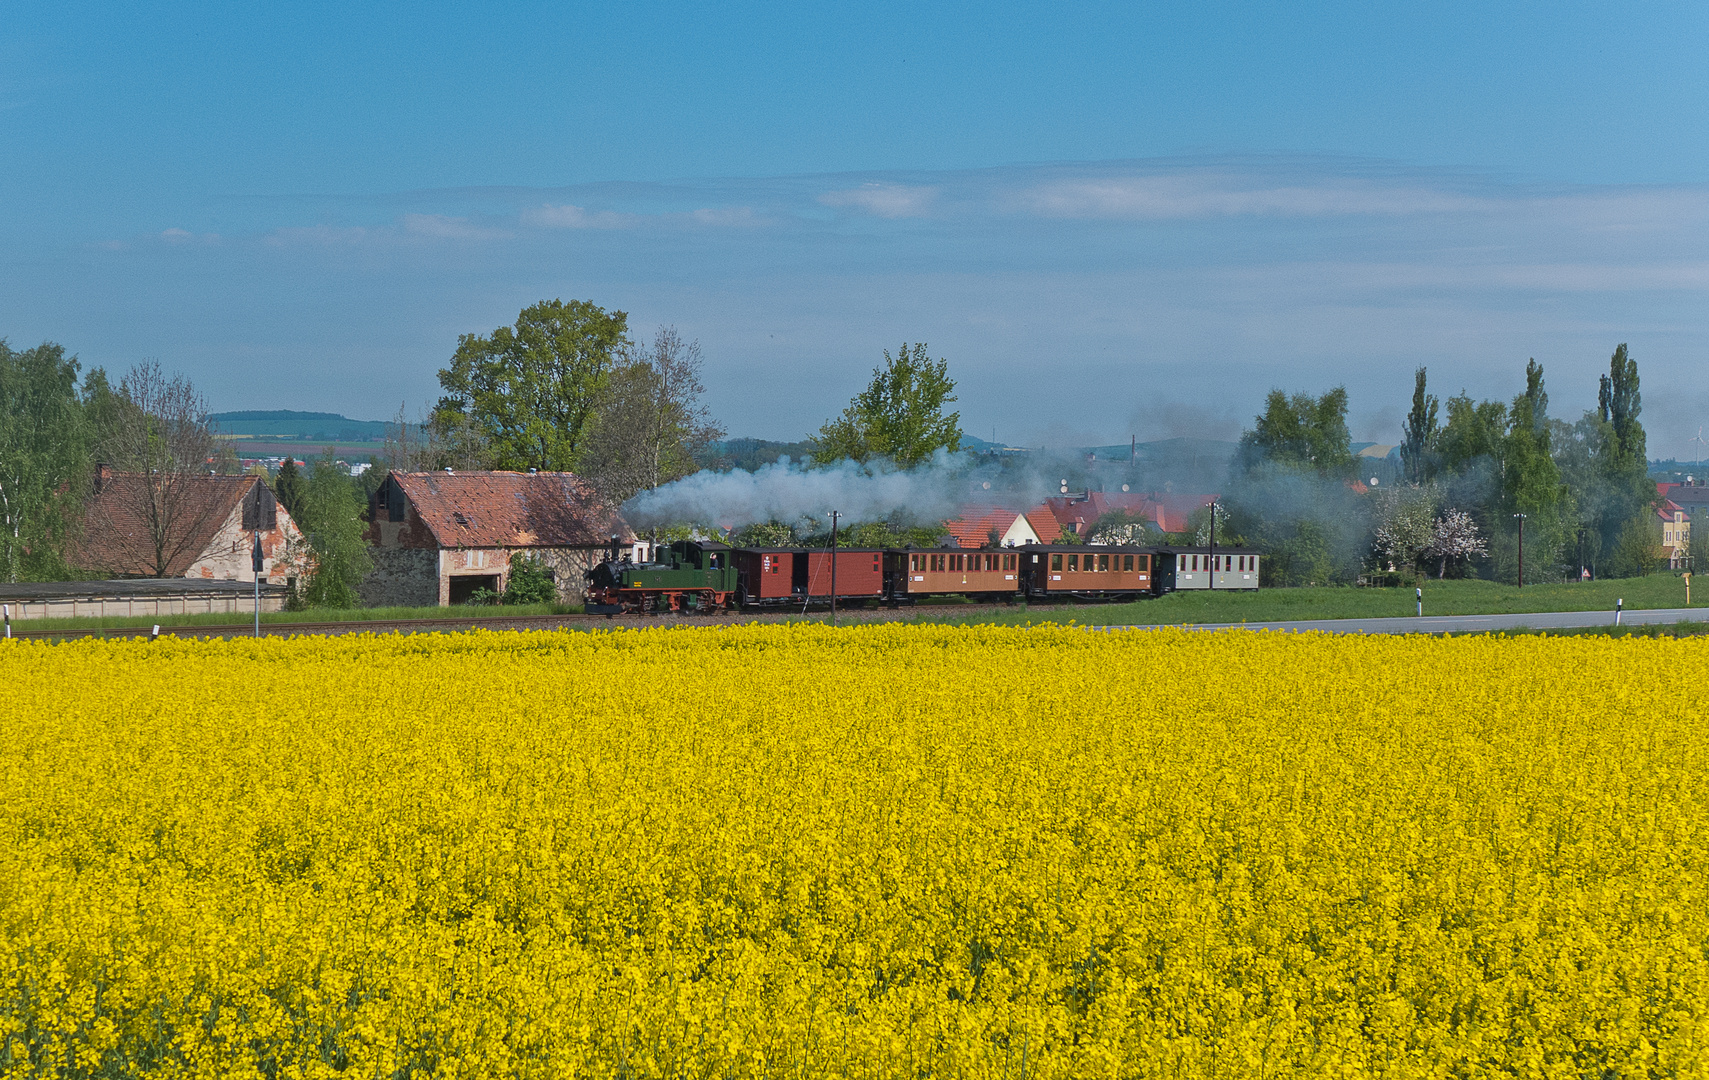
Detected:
left=95, top=462, right=113, bottom=493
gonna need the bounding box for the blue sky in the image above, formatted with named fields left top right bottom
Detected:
left=3, top=2, right=1707, bottom=454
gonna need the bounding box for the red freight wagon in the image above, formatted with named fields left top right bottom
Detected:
left=733, top=547, right=885, bottom=608
left=802, top=549, right=885, bottom=600
left=897, top=548, right=1023, bottom=601
left=732, top=547, right=801, bottom=605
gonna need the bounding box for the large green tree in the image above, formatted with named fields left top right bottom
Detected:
left=813, top=343, right=961, bottom=467
left=0, top=341, right=88, bottom=581
left=1233, top=387, right=1354, bottom=478
left=1225, top=387, right=1363, bottom=585
left=435, top=299, right=629, bottom=472
left=1499, top=360, right=1569, bottom=582
left=1400, top=367, right=1439, bottom=483
left=1594, top=343, right=1653, bottom=556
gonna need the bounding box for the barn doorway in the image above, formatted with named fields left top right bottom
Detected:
left=449, top=574, right=500, bottom=605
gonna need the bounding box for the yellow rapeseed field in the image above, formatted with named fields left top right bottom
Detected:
left=2, top=623, right=1707, bottom=1078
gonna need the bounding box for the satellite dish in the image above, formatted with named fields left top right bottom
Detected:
left=981, top=481, right=990, bottom=490
left=1370, top=477, right=1379, bottom=486
left=1121, top=484, right=1130, bottom=492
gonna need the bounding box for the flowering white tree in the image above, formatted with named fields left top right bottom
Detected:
left=1371, top=484, right=1437, bottom=574
left=1425, top=508, right=1487, bottom=578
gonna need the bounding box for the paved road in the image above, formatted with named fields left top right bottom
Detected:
left=1100, top=606, right=1709, bottom=635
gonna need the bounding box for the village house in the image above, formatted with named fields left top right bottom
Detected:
left=1657, top=479, right=1708, bottom=568
left=362, top=470, right=635, bottom=606
left=943, top=490, right=1217, bottom=548
left=73, top=467, right=307, bottom=584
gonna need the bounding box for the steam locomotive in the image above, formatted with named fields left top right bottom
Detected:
left=584, top=538, right=1259, bottom=614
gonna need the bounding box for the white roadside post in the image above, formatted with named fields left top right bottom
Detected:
left=1416, top=587, right=1422, bottom=618
left=1616, top=597, right=1623, bottom=626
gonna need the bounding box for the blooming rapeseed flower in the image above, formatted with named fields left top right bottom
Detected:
left=1, top=624, right=1706, bottom=1077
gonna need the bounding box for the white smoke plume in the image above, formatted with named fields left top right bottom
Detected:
left=622, top=451, right=973, bottom=530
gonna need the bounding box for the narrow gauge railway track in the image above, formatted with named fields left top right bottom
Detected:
left=3, top=603, right=1027, bottom=642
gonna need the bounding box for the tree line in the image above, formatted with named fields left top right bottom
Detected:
left=1218, top=345, right=1688, bottom=586
left=12, top=297, right=1678, bottom=598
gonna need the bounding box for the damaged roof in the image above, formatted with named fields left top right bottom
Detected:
left=387, top=471, right=629, bottom=549
left=74, top=474, right=272, bottom=577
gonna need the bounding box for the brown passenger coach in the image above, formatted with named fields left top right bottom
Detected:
left=1018, top=545, right=1152, bottom=600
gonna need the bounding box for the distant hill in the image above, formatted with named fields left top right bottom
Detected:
left=210, top=411, right=393, bottom=442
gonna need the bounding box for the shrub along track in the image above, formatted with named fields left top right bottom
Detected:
left=3, top=604, right=1027, bottom=642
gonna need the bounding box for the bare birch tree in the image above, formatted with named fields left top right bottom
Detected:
left=383, top=403, right=494, bottom=473
left=95, top=362, right=220, bottom=577
left=578, top=327, right=724, bottom=505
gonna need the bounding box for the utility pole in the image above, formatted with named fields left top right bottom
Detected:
left=828, top=510, right=839, bottom=627
left=1513, top=513, right=1527, bottom=588
left=1207, top=500, right=1217, bottom=591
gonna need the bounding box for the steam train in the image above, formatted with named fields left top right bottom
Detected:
left=584, top=538, right=1259, bottom=614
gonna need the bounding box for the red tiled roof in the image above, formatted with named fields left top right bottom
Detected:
left=388, top=471, right=629, bottom=549
left=1040, top=491, right=1217, bottom=536
left=943, top=505, right=1024, bottom=547
left=1023, top=503, right=1062, bottom=541
left=74, top=474, right=261, bottom=577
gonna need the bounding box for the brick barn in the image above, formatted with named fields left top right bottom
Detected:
left=74, top=468, right=307, bottom=584
left=362, top=470, right=635, bottom=606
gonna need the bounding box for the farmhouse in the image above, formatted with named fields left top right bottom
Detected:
left=362, top=470, right=634, bottom=606
left=73, top=469, right=307, bottom=584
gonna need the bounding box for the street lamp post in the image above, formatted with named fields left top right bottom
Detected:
left=1513, top=513, right=1527, bottom=588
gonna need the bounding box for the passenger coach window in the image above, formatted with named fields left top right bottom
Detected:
left=1122, top=555, right=1133, bottom=571
left=1097, top=554, right=1109, bottom=572
left=1068, top=554, right=1079, bottom=571
left=1138, top=555, right=1150, bottom=571
left=1050, top=554, right=1062, bottom=571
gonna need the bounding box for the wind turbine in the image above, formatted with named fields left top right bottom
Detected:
left=1691, top=426, right=1707, bottom=473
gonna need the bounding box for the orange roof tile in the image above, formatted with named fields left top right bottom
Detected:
left=388, top=471, right=628, bottom=549
left=943, top=505, right=1025, bottom=547
left=74, top=474, right=267, bottom=577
